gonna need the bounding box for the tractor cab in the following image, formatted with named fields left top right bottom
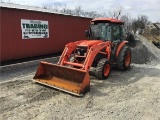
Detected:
left=86, top=18, right=125, bottom=43
left=86, top=18, right=126, bottom=62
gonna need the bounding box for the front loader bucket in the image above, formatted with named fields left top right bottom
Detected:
left=33, top=61, right=90, bottom=96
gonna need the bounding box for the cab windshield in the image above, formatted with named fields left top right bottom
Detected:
left=90, top=23, right=111, bottom=40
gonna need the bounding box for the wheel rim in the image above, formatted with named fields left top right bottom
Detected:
left=104, top=64, right=110, bottom=76
left=125, top=51, right=131, bottom=67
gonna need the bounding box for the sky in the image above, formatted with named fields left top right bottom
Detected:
left=1, top=0, right=160, bottom=22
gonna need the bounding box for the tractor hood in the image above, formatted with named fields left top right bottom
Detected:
left=78, top=40, right=103, bottom=47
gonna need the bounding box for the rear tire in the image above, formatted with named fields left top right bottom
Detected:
left=116, top=45, right=131, bottom=70
left=95, top=59, right=111, bottom=80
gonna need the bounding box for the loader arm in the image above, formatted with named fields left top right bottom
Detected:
left=60, top=40, right=111, bottom=72
left=83, top=41, right=111, bottom=71
left=57, top=40, right=87, bottom=65
left=57, top=42, right=77, bottom=65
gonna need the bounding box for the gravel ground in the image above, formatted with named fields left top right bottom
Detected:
left=132, top=35, right=160, bottom=64
left=0, top=35, right=160, bottom=120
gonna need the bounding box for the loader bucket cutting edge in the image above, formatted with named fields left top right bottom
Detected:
left=33, top=61, right=90, bottom=96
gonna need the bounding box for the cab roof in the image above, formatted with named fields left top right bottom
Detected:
left=91, top=18, right=124, bottom=24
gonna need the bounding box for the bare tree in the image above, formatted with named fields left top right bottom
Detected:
left=131, top=19, right=140, bottom=34
left=74, top=5, right=82, bottom=16
left=108, top=6, right=123, bottom=19
left=40, top=3, right=153, bottom=33
left=81, top=11, right=92, bottom=17
left=130, top=15, right=150, bottom=34
left=65, top=9, right=74, bottom=15
left=42, top=5, right=47, bottom=9
left=137, top=15, right=150, bottom=29
left=120, top=14, right=133, bottom=31
left=100, top=12, right=108, bottom=18
left=60, top=4, right=67, bottom=13
left=42, top=4, right=53, bottom=10
left=52, top=2, right=62, bottom=12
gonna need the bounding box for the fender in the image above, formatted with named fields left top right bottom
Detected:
left=83, top=41, right=111, bottom=71
left=116, top=41, right=128, bottom=58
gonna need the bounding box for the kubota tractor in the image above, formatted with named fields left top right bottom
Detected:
left=33, top=18, right=131, bottom=96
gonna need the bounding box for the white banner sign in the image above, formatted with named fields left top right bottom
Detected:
left=21, top=19, right=49, bottom=39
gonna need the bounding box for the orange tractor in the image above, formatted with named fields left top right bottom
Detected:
left=33, top=18, right=131, bottom=96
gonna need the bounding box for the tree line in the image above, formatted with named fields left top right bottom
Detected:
left=42, top=2, right=151, bottom=34
left=2, top=1, right=152, bottom=34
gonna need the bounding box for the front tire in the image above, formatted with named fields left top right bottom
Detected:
left=95, top=59, right=111, bottom=80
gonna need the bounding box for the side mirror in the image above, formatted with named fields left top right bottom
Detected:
left=85, top=30, right=89, bottom=37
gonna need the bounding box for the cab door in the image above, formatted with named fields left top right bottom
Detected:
left=111, top=24, right=123, bottom=42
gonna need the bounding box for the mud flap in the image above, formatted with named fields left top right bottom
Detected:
left=33, top=61, right=90, bottom=96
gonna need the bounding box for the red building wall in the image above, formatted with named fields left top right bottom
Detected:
left=1, top=7, right=91, bottom=62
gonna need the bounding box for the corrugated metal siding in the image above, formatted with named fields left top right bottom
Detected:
left=1, top=7, right=91, bottom=62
